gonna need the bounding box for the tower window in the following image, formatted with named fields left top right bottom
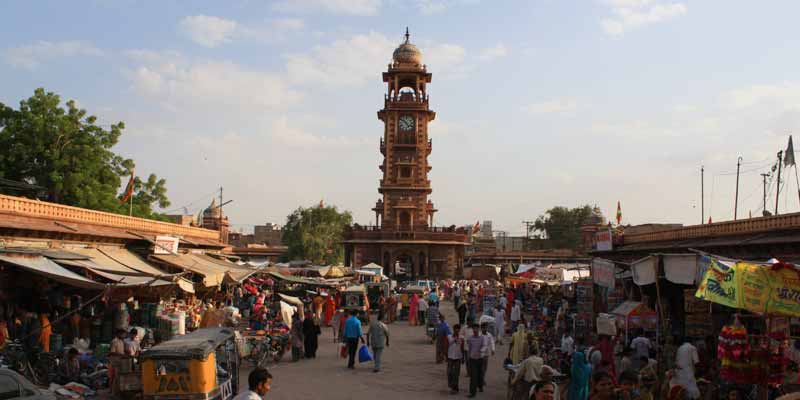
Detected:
left=400, top=166, right=411, bottom=178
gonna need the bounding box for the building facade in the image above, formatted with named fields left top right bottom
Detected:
left=343, top=30, right=467, bottom=279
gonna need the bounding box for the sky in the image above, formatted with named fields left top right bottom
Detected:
left=3, top=0, right=800, bottom=236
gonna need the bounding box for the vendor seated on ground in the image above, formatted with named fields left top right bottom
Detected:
left=58, top=347, right=81, bottom=384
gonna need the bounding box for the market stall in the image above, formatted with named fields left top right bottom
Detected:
left=610, top=301, right=657, bottom=342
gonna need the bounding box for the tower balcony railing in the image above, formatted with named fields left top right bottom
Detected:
left=379, top=179, right=431, bottom=187
left=347, top=224, right=468, bottom=242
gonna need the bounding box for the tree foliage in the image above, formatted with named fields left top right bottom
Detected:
left=281, top=205, right=353, bottom=265
left=532, top=205, right=605, bottom=249
left=0, top=88, right=170, bottom=218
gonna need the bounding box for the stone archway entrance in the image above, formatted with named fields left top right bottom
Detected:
left=394, top=253, right=414, bottom=279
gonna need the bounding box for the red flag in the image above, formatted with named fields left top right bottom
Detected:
left=120, top=168, right=135, bottom=204
left=472, top=221, right=480, bottom=234
left=708, top=216, right=713, bottom=224
left=616, top=201, right=622, bottom=225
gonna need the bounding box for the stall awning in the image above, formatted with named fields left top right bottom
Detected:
left=0, top=252, right=103, bottom=289
left=97, top=248, right=178, bottom=277
left=54, top=248, right=148, bottom=276
left=194, top=254, right=259, bottom=283
left=151, top=254, right=226, bottom=287
left=267, top=271, right=332, bottom=286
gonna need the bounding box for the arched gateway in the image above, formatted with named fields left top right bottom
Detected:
left=342, top=29, right=467, bottom=280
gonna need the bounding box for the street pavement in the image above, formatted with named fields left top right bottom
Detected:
left=242, top=301, right=510, bottom=400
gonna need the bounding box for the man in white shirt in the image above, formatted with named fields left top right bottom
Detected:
left=447, top=324, right=465, bottom=394
left=630, top=330, right=652, bottom=369
left=510, top=300, right=522, bottom=332
left=480, top=323, right=495, bottom=392
left=561, top=332, right=575, bottom=356
left=232, top=367, right=272, bottom=400
left=493, top=306, right=506, bottom=344
left=418, top=297, right=428, bottom=325
left=675, top=336, right=700, bottom=399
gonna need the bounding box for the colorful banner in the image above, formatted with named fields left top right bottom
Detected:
left=696, top=256, right=800, bottom=317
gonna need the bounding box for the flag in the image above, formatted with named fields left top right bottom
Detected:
left=616, top=201, right=622, bottom=225
left=319, top=199, right=324, bottom=208
left=785, top=135, right=796, bottom=167
left=708, top=216, right=713, bottom=224
left=120, top=168, right=135, bottom=204
left=472, top=221, right=480, bottom=234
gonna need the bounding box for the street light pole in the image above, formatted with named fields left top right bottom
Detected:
left=734, top=156, right=742, bottom=220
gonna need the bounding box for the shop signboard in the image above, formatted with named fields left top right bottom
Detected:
left=592, top=259, right=616, bottom=289
left=154, top=235, right=179, bottom=255
left=595, top=229, right=613, bottom=251
left=696, top=257, right=800, bottom=317
left=535, top=267, right=564, bottom=283
left=575, top=279, right=594, bottom=336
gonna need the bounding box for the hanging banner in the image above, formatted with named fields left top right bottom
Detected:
left=696, top=257, right=800, bottom=317
left=592, top=258, right=616, bottom=289
left=695, top=257, right=739, bottom=309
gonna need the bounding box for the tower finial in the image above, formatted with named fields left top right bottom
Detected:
left=404, top=27, right=410, bottom=44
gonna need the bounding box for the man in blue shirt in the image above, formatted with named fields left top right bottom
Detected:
left=343, top=310, right=364, bottom=369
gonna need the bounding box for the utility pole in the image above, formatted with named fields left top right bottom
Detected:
left=219, top=186, right=224, bottom=243
left=701, top=166, right=705, bottom=224
left=776, top=151, right=783, bottom=215
left=761, top=173, right=770, bottom=216
left=522, top=220, right=535, bottom=251
left=734, top=156, right=742, bottom=220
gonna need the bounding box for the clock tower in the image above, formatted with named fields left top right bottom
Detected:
left=376, top=28, right=436, bottom=231
left=344, top=29, right=467, bottom=279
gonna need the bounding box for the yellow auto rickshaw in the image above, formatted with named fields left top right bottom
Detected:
left=140, top=327, right=240, bottom=400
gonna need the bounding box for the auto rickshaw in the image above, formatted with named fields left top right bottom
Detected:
left=398, top=285, right=426, bottom=320
left=140, top=327, right=240, bottom=400
left=341, top=285, right=369, bottom=321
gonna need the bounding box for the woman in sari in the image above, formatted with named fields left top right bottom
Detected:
left=38, top=313, right=52, bottom=353
left=569, top=351, right=592, bottom=400
left=408, top=293, right=419, bottom=326
left=323, top=295, right=335, bottom=326
left=509, top=324, right=528, bottom=365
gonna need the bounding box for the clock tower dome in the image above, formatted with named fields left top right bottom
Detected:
left=344, top=29, right=467, bottom=279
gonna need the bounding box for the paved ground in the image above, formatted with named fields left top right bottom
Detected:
left=243, top=301, right=511, bottom=400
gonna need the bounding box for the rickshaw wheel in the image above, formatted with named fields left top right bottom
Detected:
left=273, top=348, right=285, bottom=363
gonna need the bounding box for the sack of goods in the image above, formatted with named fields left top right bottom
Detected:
left=596, top=313, right=617, bottom=336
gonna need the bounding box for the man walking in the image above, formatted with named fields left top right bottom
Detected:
left=232, top=367, right=272, bottom=400
left=367, top=313, right=390, bottom=372
left=479, top=322, right=495, bottom=392
left=447, top=324, right=465, bottom=394
left=343, top=310, right=364, bottom=369
left=466, top=323, right=487, bottom=398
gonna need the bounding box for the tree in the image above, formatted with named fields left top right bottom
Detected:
left=281, top=204, right=353, bottom=265
left=532, top=205, right=604, bottom=249
left=0, top=88, right=171, bottom=219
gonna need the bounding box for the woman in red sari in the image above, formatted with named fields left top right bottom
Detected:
left=323, top=295, right=335, bottom=326
left=408, top=293, right=419, bottom=326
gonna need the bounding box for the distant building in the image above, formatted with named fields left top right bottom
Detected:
left=228, top=223, right=283, bottom=248
left=254, top=223, right=283, bottom=246
left=165, top=214, right=197, bottom=227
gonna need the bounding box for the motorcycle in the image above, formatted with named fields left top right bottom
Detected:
left=0, top=340, right=58, bottom=386
left=249, top=333, right=288, bottom=367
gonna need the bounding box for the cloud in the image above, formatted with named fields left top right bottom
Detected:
left=179, top=15, right=238, bottom=47
left=415, top=0, right=448, bottom=15
left=285, top=31, right=395, bottom=87
left=425, top=43, right=468, bottom=78
left=179, top=15, right=305, bottom=47
left=479, top=43, right=509, bottom=61
left=4, top=40, right=102, bottom=69
left=600, top=0, right=687, bottom=36
left=126, top=53, right=301, bottom=113
left=723, top=82, right=800, bottom=110
left=272, top=0, right=381, bottom=16
left=523, top=98, right=578, bottom=116
left=270, top=117, right=369, bottom=148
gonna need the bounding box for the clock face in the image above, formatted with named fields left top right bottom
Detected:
left=398, top=115, right=415, bottom=131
